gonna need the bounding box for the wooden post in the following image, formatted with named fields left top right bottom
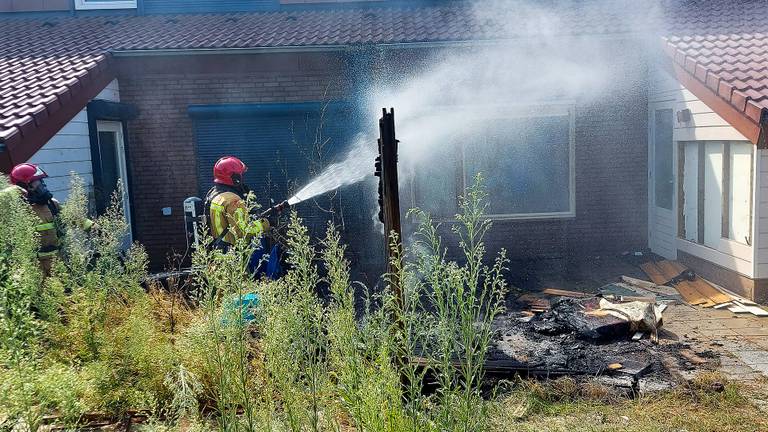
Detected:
left=377, top=108, right=403, bottom=304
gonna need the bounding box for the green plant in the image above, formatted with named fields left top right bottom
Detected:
left=0, top=176, right=44, bottom=360
left=401, top=173, right=509, bottom=432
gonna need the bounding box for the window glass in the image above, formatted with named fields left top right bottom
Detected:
left=75, top=0, right=136, bottom=10
left=464, top=115, right=571, bottom=216
left=97, top=131, right=120, bottom=215
left=412, top=111, right=572, bottom=219
left=654, top=108, right=673, bottom=210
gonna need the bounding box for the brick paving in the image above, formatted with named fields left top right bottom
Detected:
left=662, top=302, right=768, bottom=381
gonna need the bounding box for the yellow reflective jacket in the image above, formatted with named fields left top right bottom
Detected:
left=208, top=190, right=267, bottom=246
left=1, top=185, right=94, bottom=274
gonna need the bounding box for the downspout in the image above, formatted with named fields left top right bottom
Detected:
left=760, top=109, right=768, bottom=150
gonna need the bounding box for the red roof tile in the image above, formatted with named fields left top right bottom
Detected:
left=3, top=0, right=768, bottom=166
left=0, top=0, right=646, bottom=167
left=664, top=0, right=768, bottom=136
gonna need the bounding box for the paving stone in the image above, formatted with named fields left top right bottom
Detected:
left=696, top=328, right=739, bottom=337
left=747, top=363, right=768, bottom=375
left=730, top=350, right=768, bottom=367
left=735, top=327, right=768, bottom=337
left=722, top=318, right=757, bottom=329
left=745, top=337, right=768, bottom=350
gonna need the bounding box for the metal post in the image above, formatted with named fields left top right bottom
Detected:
left=377, top=108, right=403, bottom=304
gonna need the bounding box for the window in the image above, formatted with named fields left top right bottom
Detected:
left=653, top=108, right=674, bottom=210
left=74, top=0, right=136, bottom=10
left=680, top=140, right=752, bottom=246
left=411, top=106, right=575, bottom=219
left=280, top=0, right=383, bottom=3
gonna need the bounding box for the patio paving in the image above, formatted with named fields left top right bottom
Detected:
left=662, top=302, right=768, bottom=381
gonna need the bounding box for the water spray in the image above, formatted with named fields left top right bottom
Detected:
left=285, top=134, right=376, bottom=207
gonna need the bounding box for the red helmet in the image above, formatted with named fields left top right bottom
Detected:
left=213, top=156, right=247, bottom=186
left=10, top=163, right=48, bottom=186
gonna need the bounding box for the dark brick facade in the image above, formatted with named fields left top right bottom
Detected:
left=116, top=42, right=648, bottom=271
left=116, top=53, right=347, bottom=266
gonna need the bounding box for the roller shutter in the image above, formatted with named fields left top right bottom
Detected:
left=190, top=102, right=368, bottom=239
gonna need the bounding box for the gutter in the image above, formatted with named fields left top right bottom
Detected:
left=110, top=33, right=637, bottom=57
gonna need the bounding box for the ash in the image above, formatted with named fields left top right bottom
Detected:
left=487, top=298, right=692, bottom=393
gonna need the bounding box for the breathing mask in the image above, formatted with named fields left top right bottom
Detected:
left=27, top=180, right=53, bottom=204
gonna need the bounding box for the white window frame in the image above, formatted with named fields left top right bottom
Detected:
left=411, top=103, right=576, bottom=221
left=676, top=140, right=753, bottom=263
left=74, top=0, right=136, bottom=10
left=96, top=120, right=133, bottom=244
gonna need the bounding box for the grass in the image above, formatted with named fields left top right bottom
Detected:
left=1, top=173, right=768, bottom=431
left=492, top=374, right=768, bottom=432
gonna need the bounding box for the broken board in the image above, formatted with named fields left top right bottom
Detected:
left=640, top=260, right=732, bottom=307
left=541, top=288, right=592, bottom=298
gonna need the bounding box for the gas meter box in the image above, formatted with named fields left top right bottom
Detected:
left=183, top=197, right=204, bottom=248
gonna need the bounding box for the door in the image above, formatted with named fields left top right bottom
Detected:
left=648, top=105, right=676, bottom=259
left=95, top=120, right=132, bottom=243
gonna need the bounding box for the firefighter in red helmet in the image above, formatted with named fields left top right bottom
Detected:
left=2, top=163, right=95, bottom=275
left=204, top=156, right=269, bottom=251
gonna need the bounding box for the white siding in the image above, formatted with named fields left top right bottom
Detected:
left=703, top=142, right=724, bottom=248
left=27, top=110, right=92, bottom=203
left=683, top=142, right=698, bottom=241
left=26, top=79, right=120, bottom=203
left=650, top=64, right=754, bottom=277
left=754, top=150, right=768, bottom=278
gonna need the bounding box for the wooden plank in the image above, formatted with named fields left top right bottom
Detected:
left=675, top=280, right=712, bottom=306
left=621, top=276, right=678, bottom=295
left=541, top=288, right=592, bottom=298
left=664, top=260, right=688, bottom=275
left=641, top=262, right=668, bottom=285
left=664, top=260, right=733, bottom=305
left=687, top=278, right=733, bottom=305
left=732, top=301, right=768, bottom=317
left=655, top=260, right=683, bottom=280
left=659, top=260, right=729, bottom=307
left=728, top=304, right=751, bottom=314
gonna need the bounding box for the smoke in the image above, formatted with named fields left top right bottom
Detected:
left=291, top=0, right=661, bottom=228
left=369, top=0, right=655, bottom=171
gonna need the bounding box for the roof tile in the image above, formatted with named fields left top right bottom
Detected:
left=2, top=0, right=768, bottom=148
left=0, top=1, right=651, bottom=145
left=665, top=0, right=768, bottom=127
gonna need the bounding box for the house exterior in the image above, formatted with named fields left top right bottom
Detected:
left=648, top=4, right=768, bottom=301
left=1, top=0, right=767, bottom=299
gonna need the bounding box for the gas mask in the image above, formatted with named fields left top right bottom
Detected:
left=27, top=180, right=53, bottom=204
left=230, top=173, right=251, bottom=196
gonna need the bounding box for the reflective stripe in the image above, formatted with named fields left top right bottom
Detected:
left=35, top=222, right=55, bottom=232
left=210, top=202, right=227, bottom=238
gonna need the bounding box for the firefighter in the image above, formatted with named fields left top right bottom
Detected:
left=2, top=163, right=95, bottom=275
left=204, top=156, right=269, bottom=252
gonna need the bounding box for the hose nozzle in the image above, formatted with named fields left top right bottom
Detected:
left=259, top=200, right=291, bottom=218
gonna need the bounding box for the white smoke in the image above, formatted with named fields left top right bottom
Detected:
left=290, top=0, right=661, bottom=212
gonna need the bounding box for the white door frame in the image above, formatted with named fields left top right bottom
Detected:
left=648, top=102, right=677, bottom=259
left=96, top=120, right=132, bottom=243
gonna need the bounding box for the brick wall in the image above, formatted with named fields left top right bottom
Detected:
left=117, top=43, right=648, bottom=271
left=480, top=41, right=650, bottom=262
left=116, top=53, right=347, bottom=267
